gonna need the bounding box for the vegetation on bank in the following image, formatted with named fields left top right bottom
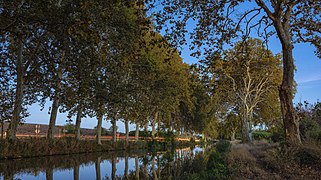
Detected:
left=0, top=137, right=198, bottom=159
left=175, top=140, right=321, bottom=180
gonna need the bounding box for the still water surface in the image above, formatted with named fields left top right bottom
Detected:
left=0, top=147, right=202, bottom=180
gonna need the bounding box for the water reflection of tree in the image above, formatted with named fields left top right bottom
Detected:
left=0, top=147, right=203, bottom=180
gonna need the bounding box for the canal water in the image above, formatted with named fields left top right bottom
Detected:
left=0, top=147, right=202, bottom=180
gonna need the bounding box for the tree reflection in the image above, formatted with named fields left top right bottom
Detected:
left=0, top=147, right=203, bottom=180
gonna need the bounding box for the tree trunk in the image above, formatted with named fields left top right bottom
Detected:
left=241, top=117, right=251, bottom=143
left=75, top=104, right=83, bottom=140
left=157, top=116, right=161, bottom=132
left=1, top=121, right=4, bottom=139
left=7, top=40, right=24, bottom=141
left=274, top=20, right=301, bottom=145
left=231, top=130, right=236, bottom=141
left=112, top=118, right=117, bottom=143
left=47, top=65, right=62, bottom=139
left=125, top=119, right=129, bottom=144
left=152, top=111, right=158, bottom=139
left=96, top=115, right=103, bottom=145
left=135, top=122, right=140, bottom=141
left=144, top=118, right=148, bottom=131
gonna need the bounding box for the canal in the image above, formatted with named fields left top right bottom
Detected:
left=0, top=146, right=203, bottom=180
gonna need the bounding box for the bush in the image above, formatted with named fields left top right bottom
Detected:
left=268, top=125, right=284, bottom=142
left=300, top=118, right=321, bottom=142
left=64, top=123, right=76, bottom=134
left=215, top=140, right=231, bottom=154
left=128, top=130, right=151, bottom=137
left=252, top=131, right=272, bottom=141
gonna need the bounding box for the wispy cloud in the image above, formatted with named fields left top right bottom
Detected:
left=296, top=75, right=321, bottom=84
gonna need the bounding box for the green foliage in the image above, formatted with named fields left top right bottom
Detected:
left=300, top=118, right=321, bottom=142
left=64, top=123, right=76, bottom=134
left=129, top=130, right=151, bottom=137
left=296, top=101, right=321, bottom=142
left=180, top=140, right=232, bottom=180
left=252, top=131, right=272, bottom=141
left=215, top=140, right=232, bottom=154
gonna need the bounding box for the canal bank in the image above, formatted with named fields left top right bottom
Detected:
left=0, top=137, right=198, bottom=159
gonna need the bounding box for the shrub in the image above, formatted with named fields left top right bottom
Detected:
left=215, top=140, right=231, bottom=154
left=252, top=131, right=272, bottom=141
left=300, top=118, right=321, bottom=142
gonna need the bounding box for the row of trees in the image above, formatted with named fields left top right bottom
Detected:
left=1, top=0, right=294, bottom=144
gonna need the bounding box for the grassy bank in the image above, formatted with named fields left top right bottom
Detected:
left=0, top=137, right=196, bottom=159
left=177, top=140, right=321, bottom=179
left=0, top=137, right=147, bottom=159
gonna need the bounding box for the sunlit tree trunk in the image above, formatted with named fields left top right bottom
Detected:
left=96, top=115, right=103, bottom=145
left=47, top=65, right=63, bottom=139
left=152, top=111, right=158, bottom=139
left=135, top=122, right=140, bottom=141
left=231, top=130, right=236, bottom=141
left=7, top=40, right=24, bottom=141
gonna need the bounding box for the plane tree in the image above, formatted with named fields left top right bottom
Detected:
left=213, top=38, right=282, bottom=142
left=147, top=0, right=321, bottom=145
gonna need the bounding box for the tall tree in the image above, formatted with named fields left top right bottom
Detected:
left=214, top=38, right=282, bottom=142
left=148, top=0, right=321, bottom=145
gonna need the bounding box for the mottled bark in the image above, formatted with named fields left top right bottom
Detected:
left=152, top=111, right=158, bottom=139
left=256, top=0, right=301, bottom=145
left=274, top=19, right=301, bottom=145
left=75, top=104, right=83, bottom=140
left=241, top=116, right=251, bottom=143
left=96, top=115, right=103, bottom=145
left=47, top=65, right=62, bottom=139
left=112, top=118, right=117, bottom=143
left=7, top=40, right=24, bottom=141
left=135, top=122, right=140, bottom=141
left=231, top=130, right=236, bottom=141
